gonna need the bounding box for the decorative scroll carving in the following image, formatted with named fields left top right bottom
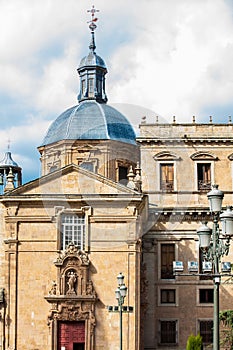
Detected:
left=55, top=242, right=89, bottom=267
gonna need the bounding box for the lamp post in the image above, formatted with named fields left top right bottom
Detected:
left=0, top=288, right=6, bottom=350
left=197, top=184, right=233, bottom=350
left=107, top=273, right=133, bottom=349
left=115, top=273, right=127, bottom=350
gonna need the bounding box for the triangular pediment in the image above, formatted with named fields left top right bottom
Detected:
left=3, top=164, right=137, bottom=196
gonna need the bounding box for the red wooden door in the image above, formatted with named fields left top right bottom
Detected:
left=58, top=321, right=85, bottom=350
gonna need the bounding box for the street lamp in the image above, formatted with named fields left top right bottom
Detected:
left=107, top=273, right=133, bottom=349
left=115, top=273, right=127, bottom=350
left=197, top=184, right=233, bottom=350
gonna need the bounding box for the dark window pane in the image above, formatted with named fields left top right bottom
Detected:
left=161, top=244, right=175, bottom=279
left=199, top=289, right=213, bottom=303
left=119, top=166, right=128, bottom=185
left=161, top=289, right=176, bottom=303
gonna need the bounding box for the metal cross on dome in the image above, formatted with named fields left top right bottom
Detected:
left=87, top=5, right=99, bottom=32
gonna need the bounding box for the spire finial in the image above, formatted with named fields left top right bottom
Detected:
left=7, top=138, right=11, bottom=151
left=87, top=5, right=99, bottom=53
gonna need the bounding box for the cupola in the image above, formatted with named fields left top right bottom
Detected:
left=0, top=149, right=22, bottom=192
left=77, top=6, right=107, bottom=103
left=39, top=6, right=139, bottom=181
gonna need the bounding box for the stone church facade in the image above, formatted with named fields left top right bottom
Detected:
left=1, top=10, right=233, bottom=350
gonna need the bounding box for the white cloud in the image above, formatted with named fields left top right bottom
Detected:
left=108, top=0, right=233, bottom=121
left=1, top=0, right=233, bottom=182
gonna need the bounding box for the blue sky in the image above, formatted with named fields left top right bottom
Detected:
left=1, top=0, right=233, bottom=183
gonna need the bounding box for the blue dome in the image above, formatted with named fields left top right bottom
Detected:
left=79, top=51, right=106, bottom=69
left=42, top=100, right=136, bottom=146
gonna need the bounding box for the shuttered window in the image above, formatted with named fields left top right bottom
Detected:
left=160, top=164, right=174, bottom=191
left=197, top=163, right=211, bottom=191
left=161, top=244, right=175, bottom=279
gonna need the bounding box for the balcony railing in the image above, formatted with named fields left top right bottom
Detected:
left=198, top=180, right=211, bottom=191
left=160, top=180, right=174, bottom=192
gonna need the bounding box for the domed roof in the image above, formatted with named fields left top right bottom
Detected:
left=0, top=151, right=20, bottom=168
left=42, top=100, right=136, bottom=146
left=79, top=51, right=106, bottom=69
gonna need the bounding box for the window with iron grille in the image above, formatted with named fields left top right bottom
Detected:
left=161, top=244, right=175, bottom=279
left=199, top=320, right=213, bottom=344
left=161, top=289, right=176, bottom=304
left=160, top=320, right=177, bottom=344
left=197, top=163, right=211, bottom=191
left=160, top=163, right=174, bottom=191
left=61, top=214, right=85, bottom=250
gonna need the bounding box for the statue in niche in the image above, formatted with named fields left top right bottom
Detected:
left=67, top=270, right=77, bottom=295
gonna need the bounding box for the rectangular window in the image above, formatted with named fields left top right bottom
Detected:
left=61, top=214, right=85, bottom=250
left=161, top=289, right=176, bottom=304
left=79, top=161, right=94, bottom=172
left=199, top=320, right=213, bottom=344
left=197, top=163, right=211, bottom=191
left=160, top=320, right=177, bottom=344
left=118, top=166, right=128, bottom=185
left=161, top=244, right=175, bottom=279
left=199, top=289, right=213, bottom=303
left=160, top=164, right=174, bottom=191
left=88, top=78, right=94, bottom=96
left=81, top=79, right=86, bottom=95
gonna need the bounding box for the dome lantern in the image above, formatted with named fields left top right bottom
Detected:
left=0, top=149, right=22, bottom=192
left=77, top=5, right=108, bottom=104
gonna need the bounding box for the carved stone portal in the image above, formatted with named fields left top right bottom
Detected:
left=45, top=242, right=97, bottom=350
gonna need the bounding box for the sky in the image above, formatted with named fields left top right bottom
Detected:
left=1, top=0, right=233, bottom=183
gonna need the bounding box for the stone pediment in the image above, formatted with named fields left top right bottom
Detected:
left=3, top=164, right=137, bottom=196
left=190, top=151, right=218, bottom=160
left=153, top=151, right=181, bottom=161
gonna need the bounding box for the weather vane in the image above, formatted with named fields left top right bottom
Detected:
left=7, top=138, right=11, bottom=151
left=87, top=5, right=99, bottom=32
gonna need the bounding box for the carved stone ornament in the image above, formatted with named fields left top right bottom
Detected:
left=45, top=242, right=97, bottom=350
left=55, top=243, right=89, bottom=267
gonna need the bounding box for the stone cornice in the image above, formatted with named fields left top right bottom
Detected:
left=0, top=193, right=145, bottom=203
left=137, top=137, right=233, bottom=145
left=149, top=207, right=211, bottom=222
